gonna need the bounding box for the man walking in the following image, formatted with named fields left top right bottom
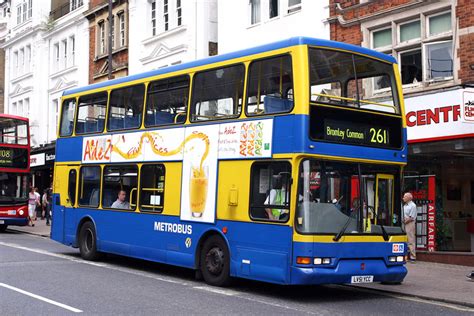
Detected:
left=403, top=192, right=417, bottom=262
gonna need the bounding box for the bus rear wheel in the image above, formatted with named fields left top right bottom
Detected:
left=0, top=224, right=7, bottom=233
left=200, top=235, right=231, bottom=287
left=79, top=221, right=101, bottom=261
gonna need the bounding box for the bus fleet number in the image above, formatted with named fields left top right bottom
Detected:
left=369, top=128, right=388, bottom=144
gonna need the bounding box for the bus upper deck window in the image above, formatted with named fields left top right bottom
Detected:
left=59, top=98, right=76, bottom=137
left=108, top=84, right=145, bottom=131
left=246, top=55, right=294, bottom=116
left=76, top=93, right=108, bottom=135
left=145, top=75, right=190, bottom=127
left=191, top=64, right=245, bottom=122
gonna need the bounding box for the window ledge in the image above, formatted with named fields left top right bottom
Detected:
left=11, top=72, right=33, bottom=84
left=12, top=19, right=32, bottom=32
left=142, top=25, right=187, bottom=45
left=284, top=8, right=302, bottom=17
left=246, top=22, right=262, bottom=29
left=94, top=46, right=128, bottom=61
left=50, top=65, right=78, bottom=79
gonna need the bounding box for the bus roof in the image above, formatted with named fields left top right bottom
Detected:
left=0, top=113, right=29, bottom=122
left=63, top=37, right=396, bottom=97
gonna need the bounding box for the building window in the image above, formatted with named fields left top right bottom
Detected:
left=399, top=20, right=420, bottom=43
left=71, top=0, right=83, bottom=11
left=164, top=0, right=169, bottom=31
left=151, top=0, right=156, bottom=36
left=18, top=100, right=23, bottom=116
left=269, top=0, right=279, bottom=19
left=51, top=99, right=58, bottom=138
left=118, top=12, right=125, bottom=47
left=62, top=39, right=67, bottom=69
left=13, top=51, right=18, bottom=77
left=27, top=0, right=32, bottom=18
left=25, top=45, right=31, bottom=73
left=16, top=5, right=21, bottom=24
left=288, top=0, right=301, bottom=13
left=98, top=21, right=106, bottom=55
left=428, top=12, right=451, bottom=37
left=371, top=10, right=453, bottom=86
left=12, top=102, right=17, bottom=115
left=69, top=36, right=75, bottom=66
left=250, top=0, right=261, bottom=24
left=16, top=0, right=32, bottom=24
left=110, top=15, right=115, bottom=50
left=19, top=48, right=24, bottom=75
left=24, top=98, right=29, bottom=117
left=53, top=43, right=60, bottom=72
left=177, top=0, right=182, bottom=26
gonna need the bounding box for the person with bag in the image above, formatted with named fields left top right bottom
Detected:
left=27, top=187, right=37, bottom=227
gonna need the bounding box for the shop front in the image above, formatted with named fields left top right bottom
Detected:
left=404, top=87, right=474, bottom=253
left=30, top=144, right=55, bottom=195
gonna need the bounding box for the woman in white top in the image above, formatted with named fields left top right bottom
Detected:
left=28, top=187, right=38, bottom=227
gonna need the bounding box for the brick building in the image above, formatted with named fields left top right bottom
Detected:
left=85, top=0, right=128, bottom=83
left=328, top=0, right=474, bottom=253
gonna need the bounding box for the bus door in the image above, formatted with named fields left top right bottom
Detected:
left=374, top=174, right=394, bottom=227
left=52, top=164, right=79, bottom=243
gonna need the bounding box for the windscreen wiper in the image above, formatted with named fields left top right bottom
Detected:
left=380, top=224, right=389, bottom=241
left=333, top=216, right=352, bottom=242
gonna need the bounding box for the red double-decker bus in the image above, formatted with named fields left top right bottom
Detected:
left=0, top=114, right=30, bottom=232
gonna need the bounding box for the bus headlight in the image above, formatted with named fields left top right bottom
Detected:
left=396, top=256, right=404, bottom=262
left=314, top=258, right=332, bottom=265
left=389, top=256, right=396, bottom=262
left=19, top=210, right=24, bottom=216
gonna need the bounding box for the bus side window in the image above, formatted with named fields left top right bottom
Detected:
left=68, top=170, right=77, bottom=206
left=191, top=64, right=245, bottom=121
left=76, top=92, right=107, bottom=135
left=59, top=98, right=76, bottom=136
left=246, top=55, right=294, bottom=116
left=108, top=84, right=145, bottom=131
left=139, top=164, right=165, bottom=212
left=78, top=166, right=101, bottom=207
left=145, top=75, right=189, bottom=127
left=102, top=165, right=138, bottom=210
left=249, top=162, right=292, bottom=222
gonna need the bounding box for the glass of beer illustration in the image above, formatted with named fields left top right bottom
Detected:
left=190, top=164, right=208, bottom=218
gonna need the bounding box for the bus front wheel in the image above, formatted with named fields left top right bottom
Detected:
left=79, top=221, right=101, bottom=261
left=200, top=235, right=231, bottom=287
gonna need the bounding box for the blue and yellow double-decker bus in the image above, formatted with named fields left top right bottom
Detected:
left=51, top=37, right=408, bottom=286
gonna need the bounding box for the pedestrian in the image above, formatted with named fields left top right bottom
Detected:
left=27, top=187, right=37, bottom=227
left=42, top=188, right=51, bottom=225
left=34, top=187, right=41, bottom=220
left=403, top=192, right=417, bottom=262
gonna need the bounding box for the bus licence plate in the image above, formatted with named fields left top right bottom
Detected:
left=351, top=275, right=374, bottom=284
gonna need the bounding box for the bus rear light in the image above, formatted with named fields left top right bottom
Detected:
left=297, top=257, right=311, bottom=265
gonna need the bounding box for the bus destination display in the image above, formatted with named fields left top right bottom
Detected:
left=0, top=148, right=28, bottom=169
left=324, top=119, right=390, bottom=147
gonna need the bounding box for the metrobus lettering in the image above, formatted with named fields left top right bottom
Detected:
left=406, top=105, right=461, bottom=127
left=154, top=221, right=192, bottom=235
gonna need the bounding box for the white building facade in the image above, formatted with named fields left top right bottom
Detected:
left=2, top=0, right=89, bottom=147
left=128, top=0, right=217, bottom=75
left=218, top=0, right=330, bottom=54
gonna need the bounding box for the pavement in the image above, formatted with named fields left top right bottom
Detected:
left=6, top=220, right=474, bottom=308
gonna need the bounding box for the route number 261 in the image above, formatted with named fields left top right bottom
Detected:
left=369, top=128, right=388, bottom=144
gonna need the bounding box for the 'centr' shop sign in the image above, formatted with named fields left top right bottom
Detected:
left=404, top=88, right=474, bottom=143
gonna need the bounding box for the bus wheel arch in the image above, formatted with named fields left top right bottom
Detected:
left=195, top=230, right=231, bottom=286
left=77, top=217, right=102, bottom=261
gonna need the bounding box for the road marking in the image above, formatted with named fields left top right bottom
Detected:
left=0, top=241, right=106, bottom=267
left=346, top=285, right=474, bottom=312
left=0, top=283, right=83, bottom=313
left=193, top=286, right=239, bottom=296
